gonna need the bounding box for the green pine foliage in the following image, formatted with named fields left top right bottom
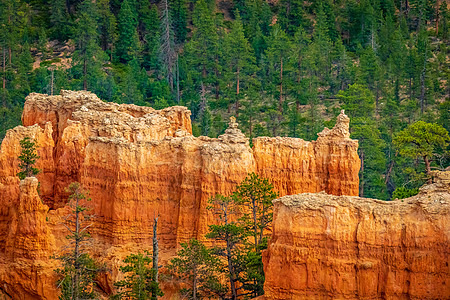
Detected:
left=116, top=0, right=140, bottom=63
left=393, top=121, right=450, bottom=178
left=391, top=186, right=419, bottom=200
left=113, top=252, right=163, bottom=300
left=202, top=174, right=277, bottom=298
left=17, top=136, right=40, bottom=180
left=0, top=0, right=448, bottom=197
left=54, top=182, right=100, bottom=300
left=167, top=239, right=226, bottom=299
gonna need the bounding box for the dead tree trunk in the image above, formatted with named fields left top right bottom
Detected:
left=152, top=217, right=159, bottom=300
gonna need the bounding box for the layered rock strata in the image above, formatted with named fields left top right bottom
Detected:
left=0, top=91, right=360, bottom=299
left=263, top=171, right=450, bottom=300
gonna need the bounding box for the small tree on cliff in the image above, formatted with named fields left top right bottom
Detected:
left=206, top=195, right=246, bottom=300
left=167, top=239, right=226, bottom=299
left=112, top=217, right=163, bottom=300
left=17, top=136, right=40, bottom=180
left=55, top=182, right=99, bottom=300
left=394, top=121, right=450, bottom=182
left=233, top=173, right=277, bottom=297
left=113, top=251, right=163, bottom=300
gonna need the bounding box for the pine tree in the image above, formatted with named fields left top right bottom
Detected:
left=50, top=0, right=72, bottom=40
left=438, top=2, right=449, bottom=39
left=416, top=28, right=430, bottom=113
left=55, top=183, right=99, bottom=300
left=17, top=136, right=40, bottom=180
left=310, top=3, right=332, bottom=82
left=159, top=0, right=176, bottom=92
left=233, top=173, right=277, bottom=297
left=167, top=239, right=226, bottom=299
left=72, top=0, right=106, bottom=91
left=206, top=195, right=246, bottom=300
left=116, top=0, right=139, bottom=63
left=221, top=12, right=258, bottom=115
left=264, top=24, right=292, bottom=114
left=170, top=0, right=188, bottom=44
left=358, top=46, right=382, bottom=110
left=337, top=84, right=386, bottom=198
left=278, top=0, right=308, bottom=35
left=113, top=252, right=163, bottom=300
left=394, top=121, right=449, bottom=181
left=185, top=0, right=219, bottom=93
left=351, top=118, right=387, bottom=199
left=97, top=0, right=117, bottom=60
left=336, top=83, right=376, bottom=119
left=139, top=4, right=159, bottom=70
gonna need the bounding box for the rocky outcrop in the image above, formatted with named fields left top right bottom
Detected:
left=253, top=110, right=360, bottom=197
left=263, top=171, right=450, bottom=300
left=0, top=177, right=58, bottom=299
left=0, top=91, right=360, bottom=298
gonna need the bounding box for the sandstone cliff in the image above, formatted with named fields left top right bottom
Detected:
left=263, top=171, right=450, bottom=300
left=0, top=91, right=360, bottom=298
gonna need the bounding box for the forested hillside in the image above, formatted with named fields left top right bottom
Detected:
left=0, top=0, right=448, bottom=199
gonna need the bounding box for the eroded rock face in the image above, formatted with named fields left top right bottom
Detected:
left=263, top=171, right=450, bottom=300
left=0, top=177, right=58, bottom=299
left=0, top=91, right=360, bottom=299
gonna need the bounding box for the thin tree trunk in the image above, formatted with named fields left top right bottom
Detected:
left=436, top=0, right=440, bottom=35
left=385, top=159, right=395, bottom=185
left=152, top=217, right=159, bottom=282
left=223, top=208, right=237, bottom=300
left=193, top=266, right=197, bottom=300
left=252, top=197, right=257, bottom=252
left=424, top=156, right=432, bottom=183
left=176, top=54, right=180, bottom=103
left=152, top=217, right=159, bottom=300
left=375, top=82, right=379, bottom=114
left=409, top=77, right=412, bottom=101
left=249, top=114, right=253, bottom=139
left=235, top=68, right=240, bottom=115
left=51, top=68, right=54, bottom=96
left=2, top=47, right=5, bottom=89
left=83, top=58, right=87, bottom=91
left=227, top=239, right=237, bottom=300
left=420, top=72, right=425, bottom=113
left=74, top=192, right=80, bottom=300
left=279, top=56, right=283, bottom=112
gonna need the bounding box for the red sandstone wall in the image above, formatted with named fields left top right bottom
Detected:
left=0, top=91, right=360, bottom=299
left=263, top=171, right=450, bottom=300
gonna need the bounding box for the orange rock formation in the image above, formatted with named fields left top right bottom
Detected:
left=0, top=90, right=360, bottom=299
left=263, top=171, right=450, bottom=300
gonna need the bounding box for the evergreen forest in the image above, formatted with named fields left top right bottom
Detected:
left=0, top=0, right=449, bottom=199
